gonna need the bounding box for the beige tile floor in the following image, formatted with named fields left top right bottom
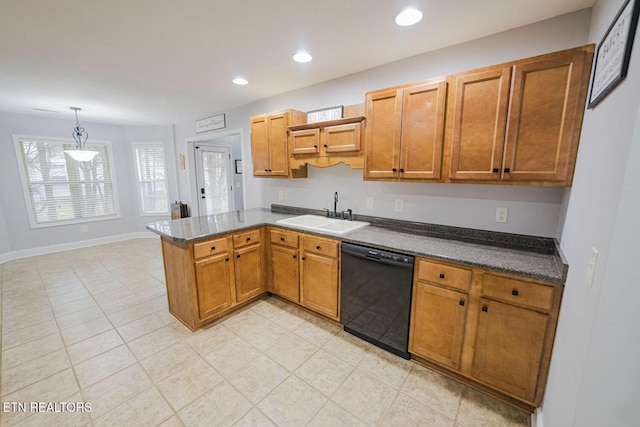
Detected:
left=0, top=238, right=530, bottom=426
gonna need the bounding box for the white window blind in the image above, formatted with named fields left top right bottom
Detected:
left=15, top=137, right=120, bottom=228
left=133, top=143, right=169, bottom=215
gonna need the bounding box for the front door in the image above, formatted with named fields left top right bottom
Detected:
left=195, top=144, right=234, bottom=216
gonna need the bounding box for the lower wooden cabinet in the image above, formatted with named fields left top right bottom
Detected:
left=471, top=298, right=549, bottom=402
left=410, top=281, right=468, bottom=370
left=300, top=235, right=340, bottom=320
left=409, top=257, right=563, bottom=410
left=233, top=229, right=265, bottom=302
left=268, top=227, right=340, bottom=319
left=195, top=248, right=234, bottom=320
left=160, top=228, right=266, bottom=330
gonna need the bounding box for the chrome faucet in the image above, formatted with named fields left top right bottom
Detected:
left=334, top=192, right=338, bottom=218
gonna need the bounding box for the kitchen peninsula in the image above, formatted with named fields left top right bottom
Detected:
left=147, top=206, right=567, bottom=411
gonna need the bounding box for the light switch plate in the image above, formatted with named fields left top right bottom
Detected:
left=495, top=207, right=508, bottom=223
left=395, top=199, right=404, bottom=212
left=278, top=190, right=284, bottom=200
left=586, top=247, right=598, bottom=288
left=366, top=196, right=374, bottom=209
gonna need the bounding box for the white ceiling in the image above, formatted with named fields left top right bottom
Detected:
left=0, top=0, right=595, bottom=126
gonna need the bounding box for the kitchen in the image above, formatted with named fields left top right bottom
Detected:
left=1, top=0, right=639, bottom=426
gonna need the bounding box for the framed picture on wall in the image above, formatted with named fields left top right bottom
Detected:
left=588, top=0, right=640, bottom=108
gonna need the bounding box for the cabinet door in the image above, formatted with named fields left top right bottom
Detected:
left=324, top=123, right=362, bottom=153
left=448, top=67, right=511, bottom=181
left=364, top=88, right=403, bottom=179
left=409, top=282, right=468, bottom=370
left=291, top=128, right=320, bottom=155
left=400, top=80, right=447, bottom=180
left=234, top=243, right=264, bottom=302
left=270, top=244, right=299, bottom=302
left=251, top=115, right=270, bottom=176
left=471, top=298, right=549, bottom=401
left=195, top=253, right=234, bottom=320
left=300, top=251, right=339, bottom=320
left=502, top=49, right=588, bottom=183
left=267, top=112, right=290, bottom=176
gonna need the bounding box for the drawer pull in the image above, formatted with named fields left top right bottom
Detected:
left=301, top=256, right=306, bottom=261
left=323, top=144, right=328, bottom=148
left=211, top=246, right=216, bottom=251
left=246, top=237, right=251, bottom=242
left=316, top=245, right=321, bottom=250
left=512, top=289, right=519, bottom=296
left=392, top=168, right=397, bottom=172
left=493, top=168, right=499, bottom=173
left=482, top=306, right=488, bottom=312
left=236, top=254, right=241, bottom=258
left=225, top=258, right=229, bottom=262
left=313, top=145, right=318, bottom=148
left=280, top=237, right=285, bottom=241
left=439, top=273, right=445, bottom=279
left=504, top=168, right=511, bottom=173
left=459, top=300, right=465, bottom=306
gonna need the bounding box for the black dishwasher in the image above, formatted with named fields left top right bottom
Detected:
left=340, top=242, right=415, bottom=359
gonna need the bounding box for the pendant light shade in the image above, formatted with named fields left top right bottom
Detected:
left=64, top=107, right=98, bottom=161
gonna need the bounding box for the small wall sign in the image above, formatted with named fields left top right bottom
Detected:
left=307, top=106, right=343, bottom=123
left=588, top=0, right=640, bottom=108
left=196, top=114, right=226, bottom=133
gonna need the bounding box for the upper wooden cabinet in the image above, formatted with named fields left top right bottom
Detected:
left=288, top=105, right=367, bottom=171
left=364, top=78, right=447, bottom=181
left=251, top=110, right=307, bottom=178
left=446, top=45, right=594, bottom=185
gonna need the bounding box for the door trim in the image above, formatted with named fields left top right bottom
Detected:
left=185, top=128, right=245, bottom=217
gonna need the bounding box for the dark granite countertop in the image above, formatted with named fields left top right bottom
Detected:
left=146, top=207, right=568, bottom=284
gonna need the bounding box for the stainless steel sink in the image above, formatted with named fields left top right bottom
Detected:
left=276, top=214, right=370, bottom=236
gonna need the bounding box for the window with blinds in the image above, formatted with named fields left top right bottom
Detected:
left=14, top=136, right=120, bottom=228
left=133, top=143, right=169, bottom=215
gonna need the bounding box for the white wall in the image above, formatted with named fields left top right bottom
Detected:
left=0, top=112, right=173, bottom=256
left=173, top=9, right=591, bottom=237
left=541, top=0, right=640, bottom=426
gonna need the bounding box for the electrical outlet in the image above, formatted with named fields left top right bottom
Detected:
left=278, top=190, right=284, bottom=200
left=366, top=196, right=374, bottom=209
left=81, top=225, right=88, bottom=232
left=586, top=247, right=598, bottom=288
left=395, top=199, right=404, bottom=212
left=495, top=207, right=508, bottom=223
left=283, top=191, right=289, bottom=200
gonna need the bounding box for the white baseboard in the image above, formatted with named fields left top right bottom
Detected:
left=531, top=407, right=544, bottom=427
left=0, top=231, right=158, bottom=264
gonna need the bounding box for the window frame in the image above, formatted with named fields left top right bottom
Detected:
left=12, top=134, right=122, bottom=229
left=131, top=141, right=170, bottom=216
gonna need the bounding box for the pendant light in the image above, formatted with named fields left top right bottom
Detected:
left=64, top=107, right=98, bottom=161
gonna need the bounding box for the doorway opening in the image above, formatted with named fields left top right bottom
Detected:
left=187, top=130, right=244, bottom=217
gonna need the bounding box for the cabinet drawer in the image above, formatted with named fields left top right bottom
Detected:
left=193, top=237, right=229, bottom=260
left=482, top=274, right=554, bottom=312
left=303, top=236, right=339, bottom=258
left=270, top=228, right=299, bottom=248
left=416, top=259, right=471, bottom=292
left=233, top=229, right=261, bottom=248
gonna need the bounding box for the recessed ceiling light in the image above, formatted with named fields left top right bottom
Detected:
left=293, top=52, right=312, bottom=63
left=232, top=77, right=248, bottom=85
left=395, top=8, right=423, bottom=26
